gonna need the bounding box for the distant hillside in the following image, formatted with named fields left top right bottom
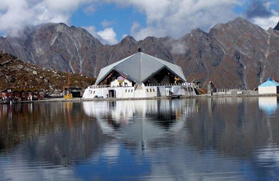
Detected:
left=1, top=18, right=279, bottom=89
left=0, top=51, right=95, bottom=92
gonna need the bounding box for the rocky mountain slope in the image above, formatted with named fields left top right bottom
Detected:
left=0, top=51, right=95, bottom=92
left=1, top=18, right=279, bottom=89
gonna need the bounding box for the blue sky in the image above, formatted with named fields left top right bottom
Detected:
left=0, top=0, right=279, bottom=45
left=71, top=2, right=147, bottom=43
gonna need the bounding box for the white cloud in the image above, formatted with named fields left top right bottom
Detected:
left=101, top=20, right=114, bottom=28
left=252, top=14, right=279, bottom=30
left=97, top=27, right=118, bottom=45
left=0, top=0, right=278, bottom=42
left=0, top=0, right=244, bottom=40
left=33, top=4, right=70, bottom=25
left=0, top=0, right=34, bottom=36
left=0, top=0, right=95, bottom=36
left=84, top=4, right=96, bottom=14
left=131, top=22, right=140, bottom=32
left=83, top=25, right=99, bottom=37
left=246, top=3, right=279, bottom=30
left=84, top=26, right=118, bottom=45
left=106, top=0, right=242, bottom=40
left=42, top=0, right=92, bottom=12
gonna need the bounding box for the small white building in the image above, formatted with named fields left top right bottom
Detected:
left=83, top=50, right=196, bottom=99
left=258, top=78, right=279, bottom=95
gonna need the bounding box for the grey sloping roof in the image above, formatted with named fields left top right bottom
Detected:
left=95, top=52, right=186, bottom=85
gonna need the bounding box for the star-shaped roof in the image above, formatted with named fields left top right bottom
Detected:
left=95, top=52, right=186, bottom=85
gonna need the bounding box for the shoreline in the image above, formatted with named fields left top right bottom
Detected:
left=1, top=93, right=278, bottom=104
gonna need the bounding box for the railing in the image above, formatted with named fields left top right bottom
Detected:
left=143, top=82, right=196, bottom=87
left=215, top=88, right=242, bottom=92
left=211, top=88, right=258, bottom=96
left=89, top=83, right=197, bottom=89
left=89, top=85, right=111, bottom=88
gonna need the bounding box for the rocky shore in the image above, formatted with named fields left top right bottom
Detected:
left=0, top=51, right=95, bottom=100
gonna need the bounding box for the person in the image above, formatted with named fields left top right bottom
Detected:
left=2, top=94, right=5, bottom=102
left=28, top=94, right=32, bottom=101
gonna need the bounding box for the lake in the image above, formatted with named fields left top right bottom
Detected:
left=0, top=97, right=279, bottom=181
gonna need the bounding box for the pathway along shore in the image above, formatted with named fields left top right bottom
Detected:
left=1, top=91, right=278, bottom=104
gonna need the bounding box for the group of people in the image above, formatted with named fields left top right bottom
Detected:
left=1, top=93, right=33, bottom=104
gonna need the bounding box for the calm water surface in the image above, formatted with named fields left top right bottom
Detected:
left=0, top=97, right=279, bottom=180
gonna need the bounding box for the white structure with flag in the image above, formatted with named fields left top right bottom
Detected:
left=82, top=50, right=196, bottom=99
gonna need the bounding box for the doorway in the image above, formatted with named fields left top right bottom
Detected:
left=109, top=90, right=116, bottom=98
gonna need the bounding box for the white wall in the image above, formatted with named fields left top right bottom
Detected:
left=258, top=86, right=278, bottom=95
left=110, top=79, right=132, bottom=87
left=145, top=86, right=157, bottom=97
left=83, top=84, right=195, bottom=99
left=82, top=87, right=107, bottom=98
left=115, top=87, right=135, bottom=98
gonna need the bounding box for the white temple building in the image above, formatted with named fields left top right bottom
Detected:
left=82, top=50, right=196, bottom=99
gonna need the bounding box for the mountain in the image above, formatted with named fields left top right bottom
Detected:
left=274, top=22, right=279, bottom=31
left=1, top=17, right=279, bottom=89
left=0, top=51, right=95, bottom=92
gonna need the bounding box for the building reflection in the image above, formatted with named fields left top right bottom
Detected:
left=1, top=98, right=279, bottom=180
left=256, top=96, right=279, bottom=175
left=258, top=96, right=279, bottom=116
left=82, top=99, right=197, bottom=150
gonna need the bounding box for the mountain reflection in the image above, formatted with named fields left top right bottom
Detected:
left=1, top=98, right=279, bottom=180
left=2, top=98, right=279, bottom=161
left=185, top=97, right=279, bottom=158
left=0, top=102, right=105, bottom=165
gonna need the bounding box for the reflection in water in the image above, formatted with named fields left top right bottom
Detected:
left=186, top=97, right=279, bottom=156
left=83, top=100, right=196, bottom=150
left=256, top=96, right=279, bottom=178
left=0, top=102, right=104, bottom=164
left=186, top=97, right=279, bottom=180
left=0, top=98, right=279, bottom=180
left=258, top=96, right=279, bottom=115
